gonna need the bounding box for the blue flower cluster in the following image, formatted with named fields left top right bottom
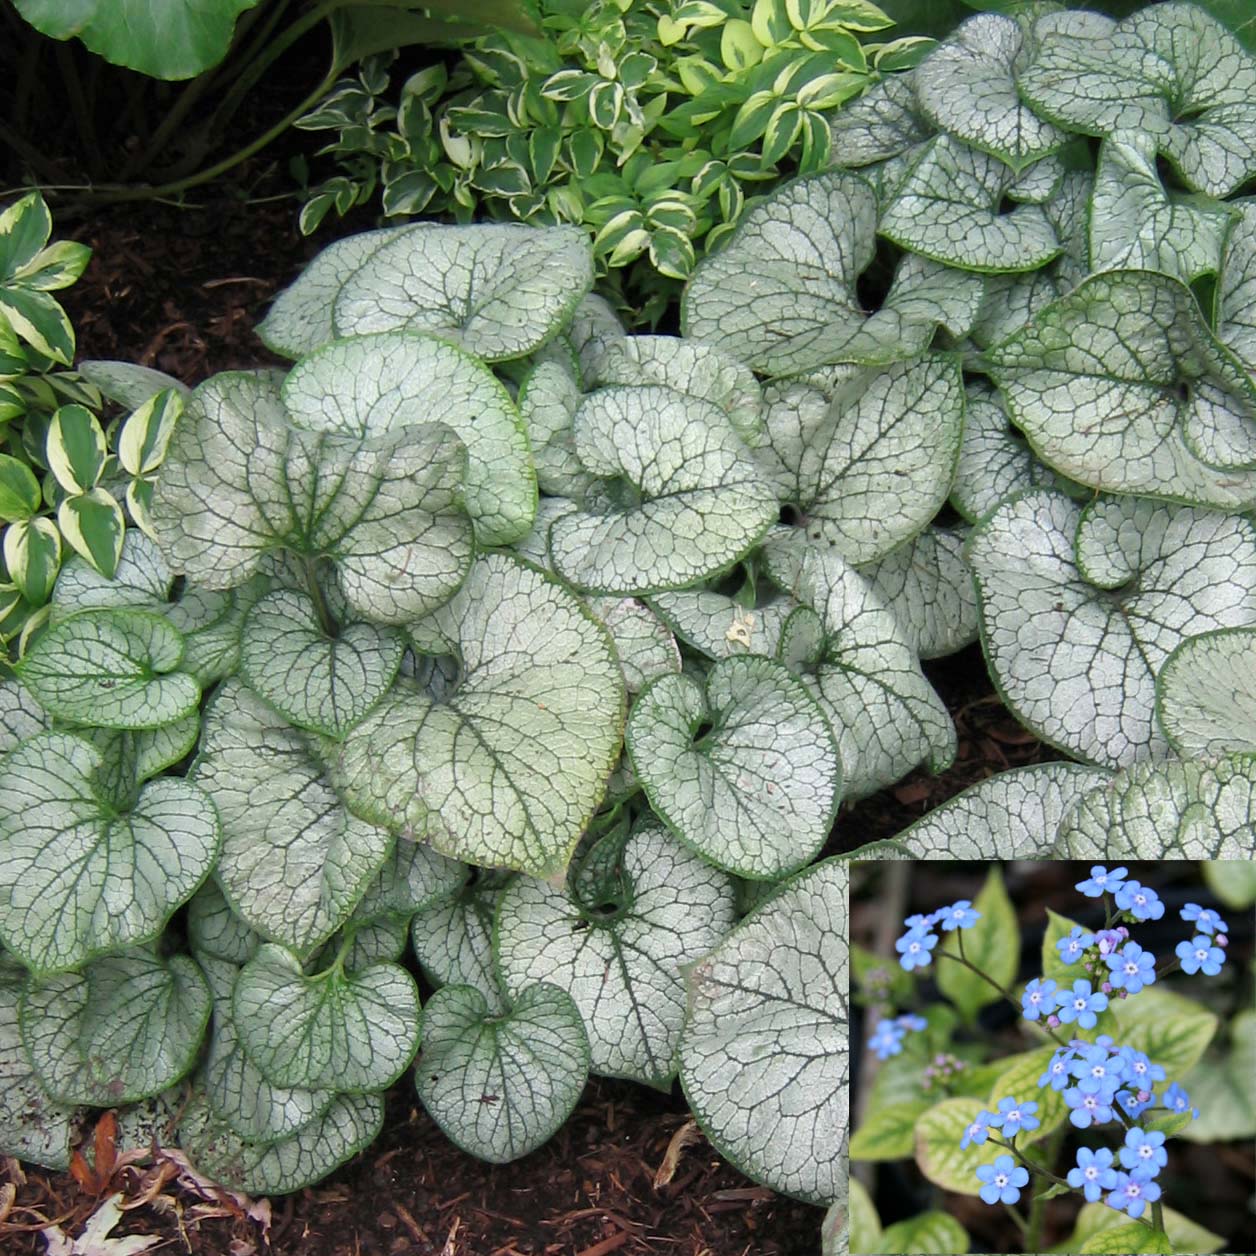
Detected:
left=1036, top=1036, right=1172, bottom=1129
left=894, top=900, right=982, bottom=971
left=867, top=1013, right=928, bottom=1060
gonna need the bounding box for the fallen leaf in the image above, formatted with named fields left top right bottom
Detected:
left=653, top=1118, right=702, bottom=1188
left=41, top=1192, right=162, bottom=1256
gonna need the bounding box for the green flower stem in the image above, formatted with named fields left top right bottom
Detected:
left=1003, top=1201, right=1029, bottom=1237
left=1025, top=1121, right=1067, bottom=1250
left=985, top=1136, right=1071, bottom=1190
left=1152, top=1198, right=1165, bottom=1235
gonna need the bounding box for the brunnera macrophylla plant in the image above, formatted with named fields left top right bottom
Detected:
left=846, top=865, right=1248, bottom=1256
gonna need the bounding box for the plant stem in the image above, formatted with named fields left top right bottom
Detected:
left=935, top=943, right=1070, bottom=1049
left=55, top=42, right=101, bottom=179
left=985, top=1136, right=1072, bottom=1190
left=305, top=557, right=339, bottom=638
left=1003, top=1202, right=1029, bottom=1237
left=1025, top=1122, right=1068, bottom=1251
left=1152, top=1199, right=1165, bottom=1235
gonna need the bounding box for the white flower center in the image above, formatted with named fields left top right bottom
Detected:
left=994, top=1174, right=1008, bottom=1188
left=1139, top=1146, right=1152, bottom=1159
left=1196, top=948, right=1208, bottom=961
left=1074, top=998, right=1087, bottom=1010
left=1135, top=893, right=1146, bottom=906
left=1085, top=1166, right=1098, bottom=1180
left=1126, top=1183, right=1142, bottom=1198
left=1124, top=962, right=1137, bottom=974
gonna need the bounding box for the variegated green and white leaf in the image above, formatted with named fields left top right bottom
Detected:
left=348, top=839, right=466, bottom=926
left=118, top=388, right=182, bottom=478
left=332, top=223, right=593, bottom=362
left=78, top=359, right=191, bottom=408
left=0, top=676, right=48, bottom=753
left=880, top=136, right=1060, bottom=273
left=193, top=679, right=392, bottom=952
left=281, top=331, right=535, bottom=547
left=967, top=489, right=1256, bottom=767
left=517, top=358, right=595, bottom=500
left=1054, top=754, right=1256, bottom=859
left=21, top=951, right=211, bottom=1105
left=566, top=293, right=625, bottom=384
left=627, top=656, right=839, bottom=879
left=548, top=386, right=777, bottom=595
left=679, top=856, right=847, bottom=1206
left=239, top=590, right=403, bottom=739
left=232, top=943, right=419, bottom=1091
left=416, top=982, right=588, bottom=1164
left=1218, top=200, right=1256, bottom=373
left=914, top=13, right=1065, bottom=168
left=648, top=590, right=797, bottom=662
left=827, top=72, right=930, bottom=168
left=0, top=731, right=218, bottom=972
left=17, top=608, right=199, bottom=729
left=496, top=823, right=737, bottom=1088
left=187, top=880, right=261, bottom=967
left=1156, top=628, right=1256, bottom=756
left=586, top=596, right=681, bottom=694
left=1018, top=2, right=1256, bottom=197
left=57, top=488, right=126, bottom=580
left=338, top=554, right=624, bottom=879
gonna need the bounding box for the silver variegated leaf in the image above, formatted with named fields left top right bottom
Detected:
left=0, top=677, right=48, bottom=754
left=586, top=595, right=681, bottom=694
left=649, top=590, right=798, bottom=662
left=187, top=880, right=261, bottom=967
left=828, top=72, right=931, bottom=168
left=517, top=358, right=596, bottom=499
left=348, top=839, right=466, bottom=925
left=1156, top=628, right=1256, bottom=756
left=1218, top=200, right=1256, bottom=373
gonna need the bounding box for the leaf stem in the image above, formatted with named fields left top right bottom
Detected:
left=985, top=1135, right=1071, bottom=1190
left=934, top=944, right=1070, bottom=1049
left=305, top=556, right=339, bottom=638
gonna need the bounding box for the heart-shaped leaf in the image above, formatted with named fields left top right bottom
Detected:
left=649, top=589, right=798, bottom=662
left=1177, top=1008, right=1256, bottom=1144
left=914, top=1098, right=990, bottom=1195
left=415, top=982, right=589, bottom=1163
left=1156, top=628, right=1256, bottom=756
left=827, top=72, right=931, bottom=168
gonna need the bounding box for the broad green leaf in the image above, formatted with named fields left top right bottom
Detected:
left=989, top=1045, right=1067, bottom=1141
left=548, top=386, right=777, bottom=595
left=415, top=982, right=588, bottom=1163
left=187, top=880, right=261, bottom=967
left=1018, top=3, right=1256, bottom=197
left=517, top=358, right=596, bottom=500
left=232, top=943, right=419, bottom=1091
left=857, top=527, right=978, bottom=660
left=0, top=286, right=74, bottom=363
left=21, top=951, right=211, bottom=1105
left=338, top=554, right=624, bottom=879
left=411, top=869, right=512, bottom=1014
left=756, top=356, right=964, bottom=564
left=849, top=1098, right=932, bottom=1160
left=0, top=978, right=80, bottom=1169
left=845, top=1177, right=879, bottom=1254
left=878, top=1212, right=970, bottom=1255
left=1177, top=1008, right=1256, bottom=1143
left=0, top=731, right=218, bottom=973
left=1080, top=1224, right=1172, bottom=1255
left=57, top=488, right=126, bottom=578
left=936, top=866, right=1017, bottom=1022
left=46, top=403, right=106, bottom=495
left=1089, top=131, right=1234, bottom=284
left=679, top=857, right=847, bottom=1205
left=1156, top=628, right=1256, bottom=756
left=1142, top=1111, right=1194, bottom=1138
left=626, top=655, right=840, bottom=879
left=1056, top=753, right=1256, bottom=861
left=12, top=0, right=262, bottom=80
left=763, top=536, right=956, bottom=798
left=332, top=223, right=593, bottom=362
left=178, top=1088, right=383, bottom=1196
left=498, top=822, right=737, bottom=1089
left=4, top=515, right=61, bottom=604
left=586, top=596, right=680, bottom=694
left=914, top=13, right=1065, bottom=168
left=239, top=590, right=403, bottom=739
left=913, top=1097, right=989, bottom=1195
left=1217, top=201, right=1256, bottom=372
left=1106, top=988, right=1218, bottom=1078
left=880, top=135, right=1061, bottom=273
left=198, top=954, right=335, bottom=1145
left=986, top=270, right=1256, bottom=504
left=967, top=490, right=1256, bottom=767
left=0, top=452, right=41, bottom=522
left=151, top=370, right=474, bottom=624
left=1041, top=907, right=1088, bottom=986
left=256, top=227, right=414, bottom=359
left=17, top=608, right=199, bottom=729
left=1202, top=857, right=1256, bottom=908
left=281, top=331, right=535, bottom=547
left=0, top=676, right=49, bottom=753
left=78, top=360, right=191, bottom=408
left=193, top=679, right=392, bottom=952
left=1067, top=1202, right=1225, bottom=1256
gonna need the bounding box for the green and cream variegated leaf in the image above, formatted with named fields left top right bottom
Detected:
left=415, top=982, right=589, bottom=1164
left=496, top=823, right=737, bottom=1088
left=879, top=1213, right=969, bottom=1256
left=17, top=608, right=199, bottom=729
left=179, top=1088, right=383, bottom=1196
left=915, top=1098, right=993, bottom=1196
left=1218, top=200, right=1256, bottom=373
left=1067, top=1203, right=1224, bottom=1256
left=586, top=596, right=681, bottom=694
left=626, top=656, right=840, bottom=879
left=78, top=359, right=191, bottom=408
left=21, top=951, right=211, bottom=1105
left=679, top=856, right=847, bottom=1206
left=914, top=13, right=1065, bottom=168
left=187, top=880, right=261, bottom=967
left=967, top=489, right=1256, bottom=767
left=1054, top=754, right=1256, bottom=859
left=1156, top=628, right=1256, bottom=756
left=548, top=386, right=777, bottom=595
left=331, top=223, right=593, bottom=362
left=1018, top=2, right=1256, bottom=197
left=1177, top=1008, right=1256, bottom=1144
left=338, top=554, right=624, bottom=879
left=193, top=679, right=392, bottom=952
left=232, top=943, right=419, bottom=1091
left=239, top=589, right=403, bottom=739
left=151, top=370, right=474, bottom=623
left=880, top=136, right=1061, bottom=273
left=0, top=732, right=218, bottom=973
left=1089, top=131, right=1234, bottom=284
left=281, top=331, right=535, bottom=546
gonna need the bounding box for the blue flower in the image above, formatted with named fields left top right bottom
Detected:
left=1163, top=1082, right=1199, bottom=1119
left=1070, top=1044, right=1125, bottom=1096
left=1115, top=880, right=1164, bottom=921
left=1067, top=1146, right=1118, bottom=1202
left=975, top=1154, right=1029, bottom=1206
left=1021, top=977, right=1057, bottom=1021
left=1107, top=1168, right=1162, bottom=1219
left=994, top=1095, right=1040, bottom=1137
left=1116, top=1047, right=1165, bottom=1089
left=1063, top=1087, right=1114, bottom=1128
left=1038, top=1047, right=1075, bottom=1091
left=1176, top=934, right=1225, bottom=976
left=904, top=912, right=937, bottom=931
left=1055, top=979, right=1108, bottom=1029
left=935, top=899, right=981, bottom=931
left=868, top=1019, right=906, bottom=1059
left=896, top=1013, right=928, bottom=1032
left=1056, top=926, right=1095, bottom=965
left=1114, top=1089, right=1154, bottom=1120
left=1120, top=1128, right=1167, bottom=1173
left=1181, top=903, right=1228, bottom=936
left=1105, top=942, right=1157, bottom=994
left=960, top=1109, right=996, bottom=1150
left=895, top=927, right=938, bottom=971
left=1075, top=865, right=1128, bottom=897
left=1093, top=928, right=1125, bottom=957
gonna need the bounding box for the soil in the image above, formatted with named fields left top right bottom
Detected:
left=2, top=125, right=1058, bottom=1256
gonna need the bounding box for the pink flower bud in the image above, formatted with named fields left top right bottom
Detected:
left=1098, top=938, right=1113, bottom=954
left=1117, top=926, right=1129, bottom=938
left=1046, top=1014, right=1061, bottom=1028
left=1101, top=981, right=1112, bottom=993
left=1137, top=1090, right=1150, bottom=1103
left=1216, top=934, right=1228, bottom=948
